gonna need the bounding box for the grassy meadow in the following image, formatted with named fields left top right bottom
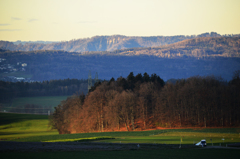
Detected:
left=1, top=113, right=240, bottom=158
left=0, top=113, right=58, bottom=140
left=11, top=96, right=70, bottom=107
left=2, top=96, right=70, bottom=113
left=1, top=113, right=240, bottom=146
left=11, top=128, right=240, bottom=146
left=2, top=149, right=240, bottom=159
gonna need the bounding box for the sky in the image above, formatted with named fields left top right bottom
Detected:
left=0, top=0, right=240, bottom=41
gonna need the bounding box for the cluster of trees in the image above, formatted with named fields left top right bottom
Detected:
left=51, top=72, right=240, bottom=134
left=0, top=79, right=88, bottom=103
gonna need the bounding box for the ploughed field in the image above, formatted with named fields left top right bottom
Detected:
left=0, top=113, right=240, bottom=158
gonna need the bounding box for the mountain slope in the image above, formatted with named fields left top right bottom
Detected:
left=1, top=35, right=240, bottom=81
left=0, top=32, right=232, bottom=52
left=1, top=50, right=240, bottom=81
left=85, top=37, right=240, bottom=58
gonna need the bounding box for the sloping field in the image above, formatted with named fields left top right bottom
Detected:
left=7, top=124, right=238, bottom=144
left=2, top=149, right=240, bottom=159
left=11, top=96, right=70, bottom=107
left=2, top=96, right=70, bottom=113
left=0, top=113, right=58, bottom=140
left=1, top=112, right=240, bottom=146
left=0, top=113, right=240, bottom=159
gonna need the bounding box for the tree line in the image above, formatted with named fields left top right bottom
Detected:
left=0, top=78, right=88, bottom=103
left=51, top=71, right=240, bottom=134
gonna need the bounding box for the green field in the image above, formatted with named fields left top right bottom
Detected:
left=0, top=113, right=58, bottom=140
left=1, top=113, right=240, bottom=158
left=10, top=128, right=240, bottom=146
left=1, top=113, right=240, bottom=146
left=2, top=96, right=70, bottom=112
left=11, top=96, right=70, bottom=107
left=1, top=149, right=240, bottom=159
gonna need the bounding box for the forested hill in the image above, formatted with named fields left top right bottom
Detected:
left=1, top=51, right=240, bottom=82
left=84, top=37, right=240, bottom=58
left=1, top=35, right=240, bottom=81
left=1, top=32, right=239, bottom=52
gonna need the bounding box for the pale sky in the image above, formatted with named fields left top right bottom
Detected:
left=0, top=0, right=240, bottom=41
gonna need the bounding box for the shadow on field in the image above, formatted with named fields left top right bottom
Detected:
left=0, top=113, right=48, bottom=125
left=0, top=132, right=21, bottom=135
left=0, top=141, right=197, bottom=152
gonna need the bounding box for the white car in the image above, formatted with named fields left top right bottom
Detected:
left=195, top=139, right=207, bottom=147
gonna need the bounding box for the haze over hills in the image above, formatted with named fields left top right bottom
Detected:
left=84, top=37, right=240, bottom=58
left=1, top=32, right=239, bottom=53
left=13, top=41, right=58, bottom=45
left=1, top=33, right=240, bottom=82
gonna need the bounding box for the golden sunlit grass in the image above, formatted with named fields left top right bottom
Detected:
left=44, top=136, right=114, bottom=142
left=0, top=113, right=58, bottom=140
left=90, top=130, right=240, bottom=145
left=156, top=131, right=240, bottom=138
left=1, top=113, right=240, bottom=145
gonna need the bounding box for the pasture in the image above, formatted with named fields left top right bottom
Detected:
left=12, top=128, right=240, bottom=147
left=1, top=113, right=240, bottom=146
left=1, top=149, right=240, bottom=159
left=0, top=113, right=58, bottom=140
left=1, top=113, right=240, bottom=158
left=2, top=96, right=70, bottom=113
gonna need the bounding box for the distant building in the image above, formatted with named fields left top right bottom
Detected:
left=22, top=63, right=27, bottom=67
left=16, top=77, right=25, bottom=81
left=0, top=58, right=6, bottom=62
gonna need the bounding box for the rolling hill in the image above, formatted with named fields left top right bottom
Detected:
left=84, top=37, right=240, bottom=58
left=0, top=35, right=240, bottom=81
left=1, top=32, right=238, bottom=53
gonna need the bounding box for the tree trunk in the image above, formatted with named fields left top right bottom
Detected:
left=125, top=121, right=129, bottom=131
left=179, top=114, right=181, bottom=127
left=126, top=114, right=130, bottom=130
left=204, top=116, right=206, bottom=128
left=197, top=105, right=200, bottom=126
left=101, top=102, right=104, bottom=132
left=97, top=113, right=100, bottom=132
left=131, top=107, right=135, bottom=130
left=221, top=109, right=223, bottom=127
left=143, top=112, right=146, bottom=130
left=118, top=118, right=120, bottom=131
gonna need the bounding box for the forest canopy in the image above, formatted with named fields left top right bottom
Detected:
left=51, top=72, right=240, bottom=134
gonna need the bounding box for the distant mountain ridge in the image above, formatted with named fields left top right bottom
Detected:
left=1, top=34, right=240, bottom=82
left=1, top=32, right=239, bottom=52
left=89, top=37, right=240, bottom=58
left=13, top=40, right=58, bottom=45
